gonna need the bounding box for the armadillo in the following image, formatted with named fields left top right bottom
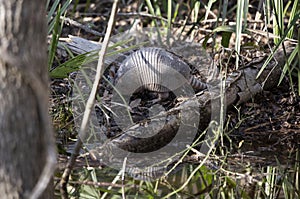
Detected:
left=115, top=47, right=207, bottom=99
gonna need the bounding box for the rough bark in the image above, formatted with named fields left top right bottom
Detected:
left=0, top=0, right=56, bottom=198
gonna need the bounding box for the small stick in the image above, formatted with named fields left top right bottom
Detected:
left=61, top=16, right=105, bottom=37
left=59, top=0, right=119, bottom=198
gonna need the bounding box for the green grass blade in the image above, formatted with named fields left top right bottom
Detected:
left=145, top=0, right=162, bottom=43
left=154, top=0, right=165, bottom=27
left=47, top=0, right=60, bottom=24
left=298, top=27, right=300, bottom=62
left=59, top=43, right=75, bottom=58
left=50, top=50, right=96, bottom=78
left=50, top=40, right=148, bottom=78
left=243, top=0, right=249, bottom=29
left=221, top=0, right=228, bottom=24
left=167, top=0, right=172, bottom=29
left=48, top=0, right=72, bottom=34
left=265, top=0, right=271, bottom=25
left=278, top=47, right=298, bottom=86
left=167, top=0, right=172, bottom=45
left=45, top=0, right=51, bottom=12
left=273, top=0, right=284, bottom=44
left=257, top=14, right=298, bottom=79
left=213, top=25, right=235, bottom=47
left=192, top=0, right=200, bottom=23
left=235, top=0, right=245, bottom=69
left=297, top=68, right=300, bottom=96
left=287, top=0, right=299, bottom=38
left=172, top=1, right=180, bottom=22
left=60, top=0, right=72, bottom=14
left=48, top=6, right=62, bottom=71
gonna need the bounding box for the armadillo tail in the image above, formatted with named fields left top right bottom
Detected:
left=189, top=76, right=207, bottom=90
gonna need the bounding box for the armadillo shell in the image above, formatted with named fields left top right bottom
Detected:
left=116, top=47, right=191, bottom=92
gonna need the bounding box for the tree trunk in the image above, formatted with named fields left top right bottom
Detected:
left=0, top=0, right=56, bottom=198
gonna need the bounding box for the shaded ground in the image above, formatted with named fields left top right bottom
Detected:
left=49, top=0, right=300, bottom=176
left=228, top=83, right=300, bottom=166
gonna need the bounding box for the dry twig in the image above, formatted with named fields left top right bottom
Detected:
left=59, top=0, right=119, bottom=198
